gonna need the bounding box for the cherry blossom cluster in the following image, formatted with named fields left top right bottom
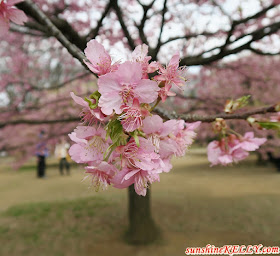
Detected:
left=0, top=0, right=27, bottom=35
left=68, top=40, right=199, bottom=196
left=207, top=118, right=267, bottom=166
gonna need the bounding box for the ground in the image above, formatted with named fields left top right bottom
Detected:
left=0, top=148, right=280, bottom=256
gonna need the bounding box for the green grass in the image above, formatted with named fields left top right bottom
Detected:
left=0, top=197, right=117, bottom=256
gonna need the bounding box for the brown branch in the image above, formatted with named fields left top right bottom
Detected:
left=154, top=104, right=277, bottom=122
left=87, top=1, right=113, bottom=40
left=1, top=104, right=278, bottom=130
left=249, top=46, right=280, bottom=56
left=151, top=0, right=168, bottom=60
left=180, top=20, right=280, bottom=66
left=16, top=2, right=87, bottom=50
left=161, top=31, right=222, bottom=46
left=111, top=0, right=136, bottom=50
left=19, top=0, right=89, bottom=71
left=0, top=117, right=80, bottom=129
left=136, top=0, right=156, bottom=46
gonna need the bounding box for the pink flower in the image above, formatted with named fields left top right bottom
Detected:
left=70, top=92, right=106, bottom=123
left=68, top=126, right=109, bottom=164
left=84, top=161, right=117, bottom=191
left=171, top=121, right=201, bottom=157
left=207, top=136, right=249, bottom=166
left=154, top=52, right=187, bottom=102
left=116, top=137, right=164, bottom=172
left=234, top=132, right=266, bottom=151
left=98, top=61, right=159, bottom=115
left=0, top=0, right=28, bottom=35
left=118, top=99, right=149, bottom=132
left=131, top=44, right=158, bottom=78
left=112, top=167, right=160, bottom=196
left=84, top=39, right=118, bottom=76
left=207, top=132, right=266, bottom=166
left=143, top=115, right=177, bottom=157
left=142, top=115, right=200, bottom=159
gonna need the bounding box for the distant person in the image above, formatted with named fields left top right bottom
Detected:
left=55, top=138, right=70, bottom=175
left=36, top=130, right=48, bottom=178
left=267, top=152, right=280, bottom=172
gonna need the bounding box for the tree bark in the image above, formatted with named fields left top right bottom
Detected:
left=125, top=185, right=160, bottom=244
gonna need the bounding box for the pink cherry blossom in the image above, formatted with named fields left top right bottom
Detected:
left=131, top=44, right=158, bottom=79
left=154, top=52, right=187, bottom=101
left=68, top=126, right=109, bottom=164
left=118, top=99, right=149, bottom=132
left=84, top=39, right=118, bottom=76
left=70, top=92, right=106, bottom=123
left=0, top=0, right=27, bottom=35
left=207, top=136, right=248, bottom=166
left=207, top=132, right=266, bottom=166
left=142, top=115, right=177, bottom=157
left=84, top=161, right=118, bottom=191
left=171, top=121, right=201, bottom=157
left=112, top=167, right=160, bottom=196
left=142, top=115, right=200, bottom=158
left=234, top=132, right=266, bottom=151
left=116, top=137, right=164, bottom=172
left=98, top=61, right=159, bottom=115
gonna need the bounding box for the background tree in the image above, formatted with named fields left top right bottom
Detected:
left=1, top=0, right=280, bottom=244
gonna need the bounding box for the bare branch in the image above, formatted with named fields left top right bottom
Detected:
left=19, top=0, right=90, bottom=72
left=180, top=20, right=280, bottom=66
left=151, top=0, right=168, bottom=60
left=136, top=0, right=156, bottom=46
left=0, top=117, right=80, bottom=129
left=161, top=30, right=224, bottom=46
left=87, top=1, right=113, bottom=40
left=249, top=46, right=280, bottom=56
left=112, top=0, right=136, bottom=50
left=154, top=104, right=278, bottom=122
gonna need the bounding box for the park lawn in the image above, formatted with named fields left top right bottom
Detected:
left=0, top=149, right=280, bottom=256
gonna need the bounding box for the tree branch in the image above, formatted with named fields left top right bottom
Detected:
left=154, top=104, right=278, bottom=122
left=87, top=1, right=113, bottom=40
left=0, top=117, right=80, bottom=129
left=249, top=46, right=280, bottom=56
left=2, top=104, right=277, bottom=129
left=136, top=0, right=156, bottom=46
left=111, top=0, right=136, bottom=50
left=17, top=0, right=88, bottom=70
left=151, top=0, right=168, bottom=60
left=180, top=20, right=280, bottom=66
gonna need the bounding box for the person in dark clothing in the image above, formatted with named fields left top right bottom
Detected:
left=267, top=152, right=280, bottom=172
left=36, top=130, right=48, bottom=178
left=59, top=157, right=70, bottom=175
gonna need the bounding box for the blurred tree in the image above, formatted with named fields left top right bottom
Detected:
left=1, top=0, right=280, bottom=244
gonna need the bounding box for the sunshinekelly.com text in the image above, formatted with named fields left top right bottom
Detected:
left=185, top=244, right=279, bottom=255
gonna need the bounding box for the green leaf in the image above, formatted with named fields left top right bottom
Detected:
left=130, top=131, right=140, bottom=147
left=84, top=91, right=101, bottom=109
left=258, top=121, right=280, bottom=135
left=106, top=119, right=123, bottom=143
left=236, top=95, right=251, bottom=107
left=225, top=95, right=251, bottom=113
left=104, top=119, right=128, bottom=160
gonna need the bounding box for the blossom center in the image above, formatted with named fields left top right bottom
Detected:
left=120, top=85, right=135, bottom=103
left=88, top=136, right=106, bottom=153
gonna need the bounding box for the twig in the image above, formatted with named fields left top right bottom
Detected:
left=23, top=0, right=89, bottom=71
left=154, top=104, right=277, bottom=122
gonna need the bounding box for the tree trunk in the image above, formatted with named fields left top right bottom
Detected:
left=125, top=185, right=160, bottom=244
